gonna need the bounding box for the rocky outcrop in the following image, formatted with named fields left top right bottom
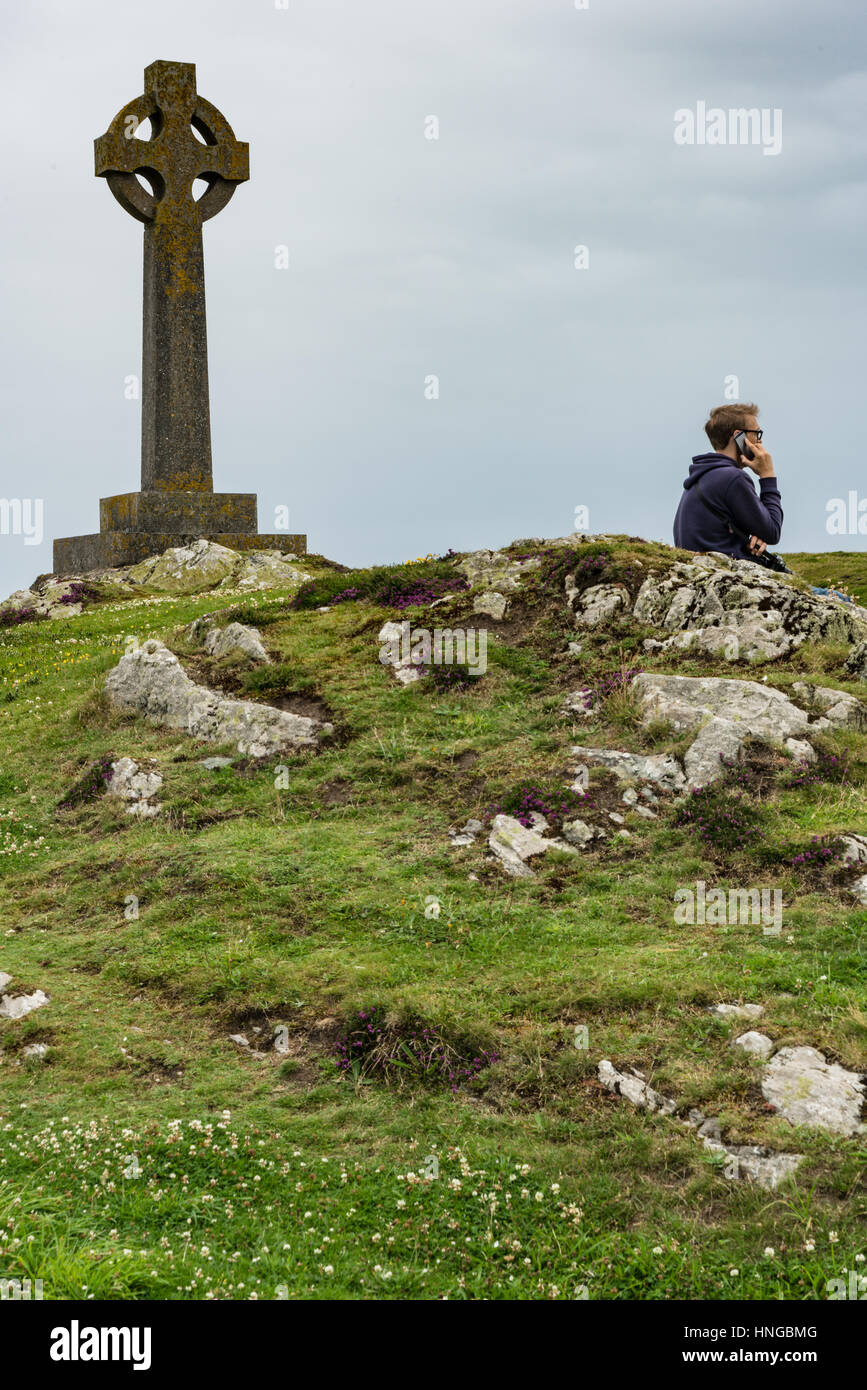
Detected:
left=488, top=814, right=576, bottom=878
left=570, top=745, right=686, bottom=792
left=762, top=1046, right=865, bottom=1137
left=188, top=616, right=270, bottom=664
left=569, top=583, right=630, bottom=629
left=632, top=554, right=867, bottom=663
left=457, top=550, right=540, bottom=592
left=106, top=757, right=163, bottom=818
left=105, top=639, right=331, bottom=757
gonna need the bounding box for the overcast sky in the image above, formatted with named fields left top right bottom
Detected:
left=1, top=0, right=865, bottom=595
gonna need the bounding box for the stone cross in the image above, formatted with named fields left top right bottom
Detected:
left=53, top=60, right=306, bottom=574
left=94, top=60, right=249, bottom=493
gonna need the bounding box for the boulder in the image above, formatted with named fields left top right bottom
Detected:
left=488, top=813, right=575, bottom=878
left=0, top=989, right=50, bottom=1020
left=790, top=682, right=867, bottom=732
left=449, top=818, right=483, bottom=847
left=561, top=817, right=596, bottom=847
left=378, top=621, right=422, bottom=685
left=761, top=1045, right=865, bottom=1137
left=125, top=539, right=240, bottom=593
left=220, top=551, right=309, bottom=592
left=105, top=639, right=331, bottom=757
left=456, top=550, right=540, bottom=592
left=570, top=583, right=630, bottom=629
left=473, top=591, right=508, bottom=621
left=849, top=875, right=867, bottom=907
left=107, top=757, right=163, bottom=818
left=203, top=621, right=270, bottom=665
left=733, top=1031, right=774, bottom=1060
left=707, top=1003, right=765, bottom=1021
left=844, top=640, right=867, bottom=681
left=632, top=556, right=867, bottom=663
left=597, top=1060, right=676, bottom=1115
left=570, top=745, right=686, bottom=791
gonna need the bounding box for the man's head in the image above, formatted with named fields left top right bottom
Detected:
left=704, top=403, right=761, bottom=463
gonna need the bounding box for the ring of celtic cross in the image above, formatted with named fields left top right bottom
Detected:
left=94, top=63, right=249, bottom=225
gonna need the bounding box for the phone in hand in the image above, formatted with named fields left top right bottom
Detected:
left=733, top=429, right=755, bottom=461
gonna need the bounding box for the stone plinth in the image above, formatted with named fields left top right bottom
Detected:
left=100, top=491, right=258, bottom=535
left=54, top=528, right=307, bottom=575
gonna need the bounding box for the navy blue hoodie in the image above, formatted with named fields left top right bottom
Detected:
left=673, top=453, right=783, bottom=561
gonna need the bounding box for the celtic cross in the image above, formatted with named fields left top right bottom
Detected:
left=94, top=60, right=249, bottom=493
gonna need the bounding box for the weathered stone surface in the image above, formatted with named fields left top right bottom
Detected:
left=701, top=1137, right=802, bottom=1189
left=105, top=639, right=330, bottom=757
left=633, top=556, right=867, bottom=663
left=785, top=738, right=816, bottom=763
left=762, top=1045, right=865, bottom=1136
left=733, top=1030, right=774, bottom=1060
left=682, top=716, right=749, bottom=789
left=473, top=591, right=509, bottom=621
left=0, top=973, right=12, bottom=992
left=790, top=682, right=867, bottom=732
left=107, top=757, right=163, bottom=818
left=570, top=745, right=686, bottom=791
left=200, top=756, right=234, bottom=770
left=378, top=621, right=423, bottom=684
left=850, top=874, right=867, bottom=906
left=562, top=818, right=596, bottom=847
left=844, top=640, right=867, bottom=681
left=570, top=583, right=630, bottom=629
left=125, top=540, right=240, bottom=593
left=707, top=1003, right=765, bottom=1021
left=203, top=621, right=270, bottom=665
left=488, top=813, right=575, bottom=878
left=840, top=835, right=867, bottom=865
left=449, top=819, right=483, bottom=847
left=0, top=989, right=50, bottom=1020
left=220, top=551, right=308, bottom=592
left=597, top=1060, right=676, bottom=1115
left=456, top=550, right=540, bottom=592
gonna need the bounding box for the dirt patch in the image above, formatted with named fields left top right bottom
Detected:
left=320, top=777, right=354, bottom=806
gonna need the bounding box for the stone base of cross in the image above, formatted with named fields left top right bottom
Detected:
left=54, top=489, right=306, bottom=573
left=53, top=60, right=307, bottom=575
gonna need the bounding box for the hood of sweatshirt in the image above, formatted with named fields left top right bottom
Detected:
left=682, top=452, right=742, bottom=490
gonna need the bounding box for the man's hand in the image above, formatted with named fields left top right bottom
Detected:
left=740, top=436, right=775, bottom=479
left=747, top=535, right=767, bottom=557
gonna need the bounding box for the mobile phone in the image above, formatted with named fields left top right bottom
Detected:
left=733, top=429, right=755, bottom=461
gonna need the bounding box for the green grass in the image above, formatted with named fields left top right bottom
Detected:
left=0, top=542, right=866, bottom=1301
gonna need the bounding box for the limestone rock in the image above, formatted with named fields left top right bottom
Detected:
left=200, top=756, right=234, bottom=770
left=204, top=621, right=270, bottom=665
left=105, top=639, right=330, bottom=757
left=570, top=583, right=630, bottom=629
left=107, top=756, right=163, bottom=818
left=762, top=1045, right=865, bottom=1136
left=22, top=1043, right=50, bottom=1061
left=570, top=745, right=686, bottom=791
left=597, top=1060, right=676, bottom=1115
left=785, top=738, right=816, bottom=763
left=790, top=682, right=867, bottom=732
left=0, top=989, right=50, bottom=1020
left=840, top=835, right=867, bottom=866
left=221, top=551, right=309, bottom=592
left=561, top=817, right=596, bottom=847
left=473, top=591, right=508, bottom=621
left=456, top=550, right=540, bottom=592
left=449, top=818, right=483, bottom=847
left=707, top=1003, right=765, bottom=1021
left=849, top=874, right=867, bottom=906
left=734, top=1031, right=774, bottom=1060
left=125, top=539, right=240, bottom=593
left=378, top=621, right=422, bottom=684
left=844, top=640, right=867, bottom=681
left=701, top=1137, right=802, bottom=1189
left=488, top=813, right=575, bottom=878
left=632, top=558, right=867, bottom=663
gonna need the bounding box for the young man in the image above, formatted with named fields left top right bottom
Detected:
left=673, top=404, right=783, bottom=564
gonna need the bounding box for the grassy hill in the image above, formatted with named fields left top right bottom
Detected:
left=0, top=537, right=865, bottom=1301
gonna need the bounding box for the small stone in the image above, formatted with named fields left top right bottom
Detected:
left=707, top=1003, right=764, bottom=1021
left=567, top=642, right=583, bottom=656
left=597, top=1060, right=676, bottom=1115
left=200, top=756, right=234, bottom=770
left=562, top=818, right=595, bottom=847
left=22, top=1043, right=49, bottom=1060
left=473, top=591, right=508, bottom=621
left=633, top=806, right=657, bottom=820
left=229, top=1033, right=250, bottom=1048
left=734, top=1031, right=774, bottom=1060
left=0, top=990, right=50, bottom=1020
left=608, top=812, right=624, bottom=824
left=849, top=874, right=867, bottom=906
left=785, top=738, right=816, bottom=763
left=622, top=788, right=638, bottom=805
